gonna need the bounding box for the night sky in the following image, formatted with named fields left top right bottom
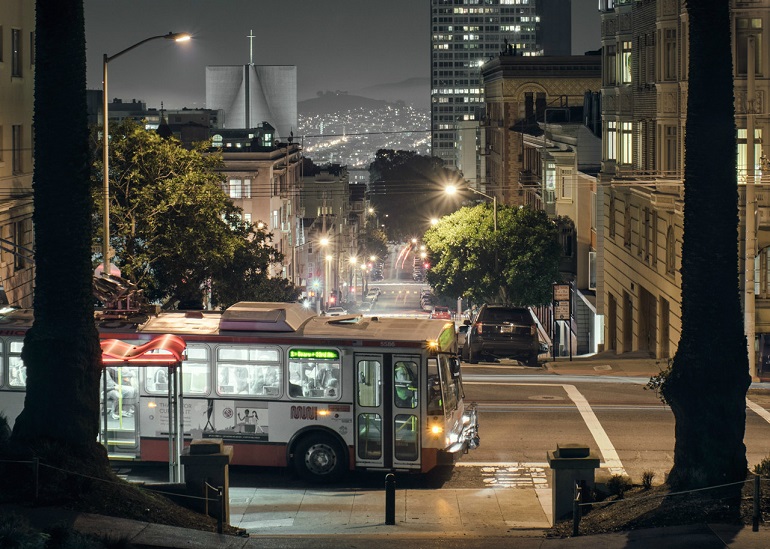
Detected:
left=84, top=0, right=601, bottom=110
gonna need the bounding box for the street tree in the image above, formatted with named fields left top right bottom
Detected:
left=95, top=120, right=292, bottom=308
left=210, top=225, right=301, bottom=308
left=661, top=1, right=751, bottom=491
left=368, top=150, right=460, bottom=240
left=359, top=223, right=389, bottom=263
left=424, top=204, right=560, bottom=306
left=9, top=0, right=106, bottom=468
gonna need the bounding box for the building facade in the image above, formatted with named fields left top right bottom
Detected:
left=0, top=1, right=35, bottom=307
left=481, top=53, right=601, bottom=207
left=430, top=0, right=571, bottom=169
left=210, top=126, right=303, bottom=284
left=597, top=0, right=770, bottom=377
left=206, top=65, right=297, bottom=140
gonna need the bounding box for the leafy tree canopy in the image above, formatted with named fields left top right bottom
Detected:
left=93, top=120, right=294, bottom=309
left=424, top=204, right=561, bottom=306
left=367, top=149, right=461, bottom=241
left=359, top=222, right=389, bottom=262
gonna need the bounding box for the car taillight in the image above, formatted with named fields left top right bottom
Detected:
left=474, top=323, right=482, bottom=334
left=530, top=325, right=536, bottom=336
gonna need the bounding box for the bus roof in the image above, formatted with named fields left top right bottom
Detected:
left=0, top=302, right=457, bottom=353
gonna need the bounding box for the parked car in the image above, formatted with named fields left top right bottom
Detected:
left=325, top=307, right=348, bottom=316
left=429, top=306, right=452, bottom=320
left=465, top=304, right=540, bottom=366
left=365, top=289, right=380, bottom=303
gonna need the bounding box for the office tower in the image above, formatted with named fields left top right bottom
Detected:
left=430, top=0, right=571, bottom=168
left=206, top=65, right=297, bottom=140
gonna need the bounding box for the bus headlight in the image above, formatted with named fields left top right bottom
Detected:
left=430, top=424, right=443, bottom=435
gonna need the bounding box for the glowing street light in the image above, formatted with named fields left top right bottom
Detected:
left=101, top=32, right=191, bottom=275
left=445, top=183, right=497, bottom=232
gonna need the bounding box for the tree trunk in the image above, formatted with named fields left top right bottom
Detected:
left=11, top=1, right=104, bottom=458
left=663, top=0, right=751, bottom=490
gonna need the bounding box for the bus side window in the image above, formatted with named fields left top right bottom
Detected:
left=8, top=341, right=25, bottom=388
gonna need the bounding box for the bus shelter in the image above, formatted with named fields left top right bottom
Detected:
left=100, top=334, right=187, bottom=482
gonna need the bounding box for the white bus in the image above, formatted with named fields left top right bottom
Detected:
left=0, top=302, right=479, bottom=482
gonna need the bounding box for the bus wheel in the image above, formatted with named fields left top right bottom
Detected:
left=294, top=434, right=345, bottom=483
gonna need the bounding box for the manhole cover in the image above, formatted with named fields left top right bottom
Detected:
left=593, top=364, right=613, bottom=371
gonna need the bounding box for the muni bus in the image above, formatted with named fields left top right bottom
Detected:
left=0, top=302, right=479, bottom=482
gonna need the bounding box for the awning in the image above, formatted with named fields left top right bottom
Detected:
left=100, top=334, right=186, bottom=366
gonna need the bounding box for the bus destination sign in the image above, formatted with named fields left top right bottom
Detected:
left=289, top=349, right=339, bottom=360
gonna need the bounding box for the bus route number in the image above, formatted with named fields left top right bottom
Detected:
left=380, top=341, right=396, bottom=347
left=291, top=405, right=318, bottom=420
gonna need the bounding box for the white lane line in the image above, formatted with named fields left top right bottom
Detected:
left=747, top=398, right=770, bottom=423
left=456, top=461, right=550, bottom=468
left=463, top=381, right=627, bottom=477
left=562, top=384, right=626, bottom=477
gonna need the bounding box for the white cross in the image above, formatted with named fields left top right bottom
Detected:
left=247, top=29, right=255, bottom=65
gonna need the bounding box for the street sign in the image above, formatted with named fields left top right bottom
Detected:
left=553, top=284, right=570, bottom=301
left=554, top=301, right=570, bottom=320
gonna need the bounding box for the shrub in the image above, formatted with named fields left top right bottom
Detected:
left=641, top=470, right=655, bottom=490
left=753, top=456, right=770, bottom=478
left=0, top=513, right=48, bottom=549
left=606, top=474, right=632, bottom=498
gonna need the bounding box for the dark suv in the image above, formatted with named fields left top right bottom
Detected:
left=465, top=305, right=540, bottom=366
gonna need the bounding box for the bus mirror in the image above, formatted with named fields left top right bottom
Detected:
left=450, top=357, right=461, bottom=378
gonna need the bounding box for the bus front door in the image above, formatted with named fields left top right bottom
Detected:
left=354, top=353, right=421, bottom=470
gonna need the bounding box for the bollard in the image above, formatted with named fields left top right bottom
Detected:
left=217, top=486, right=224, bottom=534
left=754, top=475, right=760, bottom=532
left=572, top=482, right=581, bottom=537
left=385, top=473, right=396, bottom=525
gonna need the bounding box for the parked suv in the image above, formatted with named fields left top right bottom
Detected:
left=465, top=305, right=540, bottom=366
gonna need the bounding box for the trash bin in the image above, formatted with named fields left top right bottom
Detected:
left=181, top=439, right=233, bottom=524
left=547, top=443, right=600, bottom=521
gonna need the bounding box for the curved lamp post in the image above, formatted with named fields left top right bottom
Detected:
left=102, top=32, right=191, bottom=275
left=445, top=184, right=497, bottom=232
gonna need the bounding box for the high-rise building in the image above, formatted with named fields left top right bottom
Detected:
left=206, top=65, right=297, bottom=140
left=430, top=0, right=571, bottom=169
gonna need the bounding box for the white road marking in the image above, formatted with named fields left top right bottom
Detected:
left=747, top=398, right=770, bottom=423
left=463, top=381, right=627, bottom=477
left=562, top=384, right=627, bottom=477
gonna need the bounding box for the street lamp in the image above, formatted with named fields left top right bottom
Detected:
left=445, top=184, right=497, bottom=232
left=320, top=236, right=330, bottom=309
left=101, top=32, right=191, bottom=275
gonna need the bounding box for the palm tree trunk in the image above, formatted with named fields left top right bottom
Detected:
left=663, top=0, right=751, bottom=490
left=11, top=1, right=104, bottom=457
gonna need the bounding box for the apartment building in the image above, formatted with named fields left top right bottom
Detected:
left=481, top=50, right=602, bottom=355
left=481, top=52, right=601, bottom=207
left=0, top=1, right=35, bottom=307
left=597, top=0, right=770, bottom=376
left=210, top=125, right=303, bottom=283
left=430, top=0, right=571, bottom=171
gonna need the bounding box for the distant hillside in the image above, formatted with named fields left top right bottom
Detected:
left=357, top=77, right=430, bottom=110
left=299, top=93, right=391, bottom=117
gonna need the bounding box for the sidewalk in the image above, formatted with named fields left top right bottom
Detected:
left=7, top=495, right=770, bottom=548
left=543, top=351, right=667, bottom=378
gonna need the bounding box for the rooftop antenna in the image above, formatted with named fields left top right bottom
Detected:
left=247, top=29, right=255, bottom=65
